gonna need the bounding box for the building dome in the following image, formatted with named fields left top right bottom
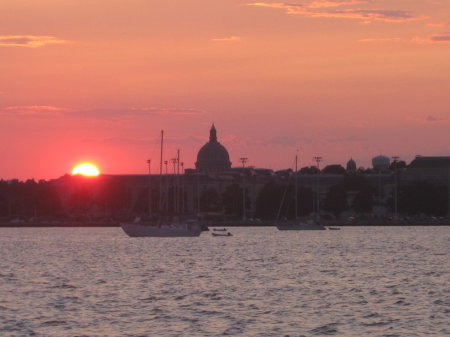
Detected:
left=195, top=124, right=232, bottom=173
left=372, top=155, right=390, bottom=170
left=346, top=158, right=357, bottom=173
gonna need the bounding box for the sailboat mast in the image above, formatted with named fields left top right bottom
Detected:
left=177, top=149, right=180, bottom=214
left=160, top=130, right=164, bottom=175
left=295, top=154, right=298, bottom=220
left=147, top=159, right=151, bottom=217
left=159, top=130, right=164, bottom=214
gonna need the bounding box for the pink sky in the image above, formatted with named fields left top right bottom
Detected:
left=1, top=0, right=450, bottom=180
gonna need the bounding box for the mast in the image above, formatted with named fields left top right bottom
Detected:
left=147, top=159, right=151, bottom=217
left=177, top=149, right=180, bottom=214
left=160, top=130, right=164, bottom=175
left=159, top=130, right=164, bottom=214
left=295, top=154, right=298, bottom=220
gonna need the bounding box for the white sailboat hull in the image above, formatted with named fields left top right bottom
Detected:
left=121, top=222, right=202, bottom=237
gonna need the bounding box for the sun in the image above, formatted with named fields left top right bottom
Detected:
left=71, top=163, right=100, bottom=177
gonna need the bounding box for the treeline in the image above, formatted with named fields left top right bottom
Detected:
left=199, top=174, right=448, bottom=220
left=0, top=176, right=128, bottom=220
left=0, top=172, right=448, bottom=221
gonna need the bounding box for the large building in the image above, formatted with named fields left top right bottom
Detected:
left=195, top=124, right=232, bottom=173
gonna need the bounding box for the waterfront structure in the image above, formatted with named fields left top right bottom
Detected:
left=403, top=156, right=450, bottom=183
left=43, top=128, right=450, bottom=222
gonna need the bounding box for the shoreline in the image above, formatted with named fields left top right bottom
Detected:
left=1, top=221, right=450, bottom=227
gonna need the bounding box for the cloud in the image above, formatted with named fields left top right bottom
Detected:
left=426, top=23, right=447, bottom=28
left=359, top=37, right=401, bottom=42
left=425, top=115, right=448, bottom=122
left=69, top=107, right=205, bottom=120
left=309, top=0, right=365, bottom=8
left=87, top=135, right=205, bottom=148
left=0, top=105, right=205, bottom=120
left=328, top=135, right=366, bottom=142
left=211, top=36, right=241, bottom=42
left=248, top=1, right=427, bottom=23
left=0, top=105, right=66, bottom=117
left=0, top=35, right=66, bottom=48
left=265, top=136, right=303, bottom=147
left=411, top=34, right=450, bottom=44
left=430, top=34, right=450, bottom=42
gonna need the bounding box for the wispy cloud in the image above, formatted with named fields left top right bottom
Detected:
left=0, top=105, right=66, bottom=117
left=211, top=36, right=241, bottom=42
left=248, top=1, right=427, bottom=23
left=0, top=105, right=205, bottom=119
left=69, top=107, right=205, bottom=119
left=0, top=35, right=66, bottom=48
left=264, top=135, right=313, bottom=147
left=430, top=34, right=450, bottom=42
left=408, top=115, right=448, bottom=123
left=425, top=115, right=448, bottom=122
left=86, top=135, right=205, bottom=148
left=411, top=33, right=450, bottom=43
left=426, top=23, right=448, bottom=28
left=309, top=0, right=365, bottom=9
left=359, top=37, right=401, bottom=43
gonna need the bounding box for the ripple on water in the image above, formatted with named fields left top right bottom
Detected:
left=0, top=226, right=449, bottom=337
left=309, top=323, right=340, bottom=335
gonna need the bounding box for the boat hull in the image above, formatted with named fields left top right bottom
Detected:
left=121, top=222, right=202, bottom=237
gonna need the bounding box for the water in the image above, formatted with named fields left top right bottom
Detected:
left=0, top=227, right=449, bottom=337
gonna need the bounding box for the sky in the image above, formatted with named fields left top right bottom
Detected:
left=1, top=0, right=450, bottom=180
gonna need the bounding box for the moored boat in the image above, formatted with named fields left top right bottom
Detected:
left=120, top=130, right=205, bottom=237
left=211, top=231, right=233, bottom=236
left=121, top=217, right=202, bottom=237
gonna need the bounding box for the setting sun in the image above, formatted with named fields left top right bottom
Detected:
left=71, top=163, right=100, bottom=177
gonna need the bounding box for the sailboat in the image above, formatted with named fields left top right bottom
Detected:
left=120, top=130, right=204, bottom=237
left=276, top=155, right=326, bottom=230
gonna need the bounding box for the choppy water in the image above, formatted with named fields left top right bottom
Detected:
left=0, top=226, right=449, bottom=337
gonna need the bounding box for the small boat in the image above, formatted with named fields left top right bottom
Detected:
left=212, top=232, right=233, bottom=237
left=213, top=228, right=227, bottom=231
left=121, top=217, right=203, bottom=237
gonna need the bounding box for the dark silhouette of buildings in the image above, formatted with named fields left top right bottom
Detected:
left=1, top=125, right=449, bottom=224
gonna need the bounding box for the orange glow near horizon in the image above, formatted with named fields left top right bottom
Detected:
left=1, top=0, right=450, bottom=180
left=71, top=163, right=100, bottom=177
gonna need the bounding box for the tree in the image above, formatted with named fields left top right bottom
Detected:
left=323, top=184, right=348, bottom=216
left=322, top=165, right=346, bottom=174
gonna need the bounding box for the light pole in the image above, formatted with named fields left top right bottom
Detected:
left=295, top=154, right=298, bottom=220
left=313, top=156, right=322, bottom=223
left=392, top=156, right=399, bottom=220
left=147, top=159, right=151, bottom=217
left=239, top=157, right=248, bottom=221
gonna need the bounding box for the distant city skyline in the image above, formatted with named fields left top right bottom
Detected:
left=1, top=0, right=449, bottom=180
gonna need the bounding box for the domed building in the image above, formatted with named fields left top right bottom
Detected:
left=195, top=124, right=232, bottom=173
left=346, top=158, right=357, bottom=173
